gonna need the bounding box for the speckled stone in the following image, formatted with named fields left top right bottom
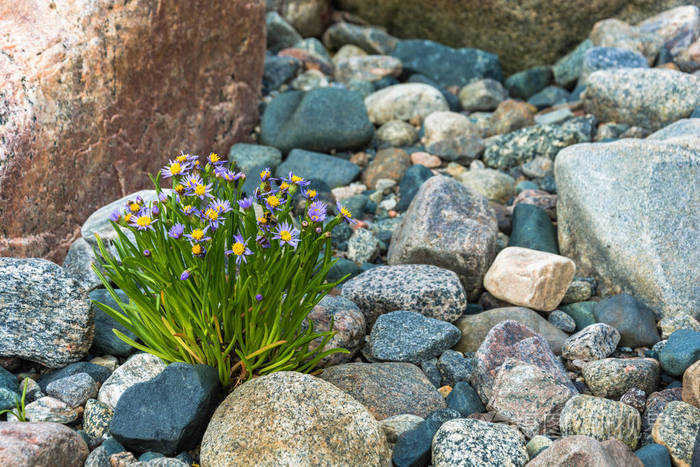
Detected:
left=549, top=310, right=576, bottom=333
left=0, top=422, right=89, bottom=466
left=488, top=358, right=575, bottom=438
left=437, top=350, right=474, bottom=387
left=583, top=69, right=700, bottom=131
left=346, top=228, right=381, bottom=264
left=46, top=373, right=97, bottom=408
left=423, top=111, right=484, bottom=163
left=454, top=307, right=568, bottom=355
left=24, top=396, right=79, bottom=424
left=527, top=435, right=643, bottom=467
left=594, top=294, right=660, bottom=348
left=387, top=175, right=498, bottom=300
left=83, top=399, right=114, bottom=440
left=380, top=414, right=424, bottom=444
left=459, top=168, right=514, bottom=203
left=562, top=278, right=594, bottom=304
left=38, top=362, right=112, bottom=392
left=643, top=388, right=683, bottom=445
left=652, top=401, right=700, bottom=467
left=471, top=320, right=576, bottom=404
left=682, top=360, right=700, bottom=409
left=559, top=395, right=641, bottom=449
left=369, top=311, right=461, bottom=364
left=335, top=55, right=402, bottom=84
left=62, top=237, right=102, bottom=292
left=98, top=353, right=166, bottom=409
left=340, top=264, right=467, bottom=330
left=526, top=435, right=553, bottom=459
left=620, top=388, right=647, bottom=413
left=364, top=83, right=449, bottom=125
left=580, top=46, right=648, bottom=83
left=375, top=120, right=419, bottom=147
left=553, top=39, right=593, bottom=86
left=362, top=147, right=411, bottom=189
left=306, top=295, right=366, bottom=368
left=0, top=258, right=93, bottom=368
left=432, top=418, right=528, bottom=467
left=200, top=372, right=391, bottom=467
left=458, top=79, right=506, bottom=112
left=561, top=323, right=620, bottom=362
left=582, top=358, right=659, bottom=399
left=659, top=314, right=700, bottom=340
left=319, top=362, right=446, bottom=420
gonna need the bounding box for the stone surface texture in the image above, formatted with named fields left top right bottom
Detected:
left=527, top=435, right=643, bottom=467
left=0, top=422, right=89, bottom=467
left=651, top=401, right=700, bottom=467
left=98, top=353, right=166, bottom=409
left=559, top=394, right=641, bottom=449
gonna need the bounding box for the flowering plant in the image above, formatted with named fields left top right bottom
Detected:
left=92, top=152, right=356, bottom=389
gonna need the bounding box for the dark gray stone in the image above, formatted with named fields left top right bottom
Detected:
left=420, top=359, right=442, bottom=388
left=561, top=301, right=597, bottom=332
left=396, top=164, right=434, bottom=212
left=38, top=362, right=112, bottom=392
left=46, top=373, right=98, bottom=408
left=594, top=294, right=660, bottom=348
left=110, top=363, right=221, bottom=456
left=89, top=289, right=138, bottom=357
left=553, top=39, right=594, bottom=87
left=265, top=12, right=302, bottom=53
left=369, top=311, right=461, bottom=364
left=508, top=203, right=558, bottom=254
left=635, top=443, right=672, bottom=467
left=0, top=366, right=16, bottom=393
left=326, top=257, right=360, bottom=283
left=262, top=55, right=302, bottom=93
left=436, top=350, right=474, bottom=387
left=62, top=237, right=102, bottom=292
left=528, top=86, right=570, bottom=110
left=446, top=381, right=485, bottom=417
left=323, top=22, right=398, bottom=55
left=261, top=88, right=375, bottom=154
left=659, top=329, right=700, bottom=376
left=580, top=46, right=648, bottom=83
left=228, top=143, right=282, bottom=175
left=0, top=258, right=93, bottom=368
left=390, top=39, right=502, bottom=88
left=275, top=149, right=361, bottom=189
left=505, top=66, right=552, bottom=100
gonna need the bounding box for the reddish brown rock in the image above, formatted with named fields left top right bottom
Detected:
left=642, top=387, right=683, bottom=444
left=0, top=422, right=88, bottom=467
left=362, top=148, right=411, bottom=189
left=682, top=360, right=700, bottom=408
left=489, top=99, right=536, bottom=135
left=0, top=0, right=265, bottom=262
left=527, top=435, right=642, bottom=467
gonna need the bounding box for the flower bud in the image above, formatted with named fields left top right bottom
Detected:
left=255, top=294, right=263, bottom=301
left=180, top=270, right=190, bottom=281
left=143, top=249, right=151, bottom=257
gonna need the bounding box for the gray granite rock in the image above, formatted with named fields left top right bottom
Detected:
left=380, top=414, right=424, bottom=444
left=582, top=69, right=700, bottom=130
left=340, top=264, right=467, bottom=330
left=387, top=176, right=498, bottom=300
left=83, top=399, right=114, bottom=440
left=62, top=237, right=102, bottom=292
left=555, top=136, right=700, bottom=319
left=307, top=295, right=366, bottom=368
left=346, top=228, right=381, bottom=264
left=368, top=311, right=461, bottom=364
left=364, top=83, right=449, bottom=125
left=437, top=350, right=474, bottom=387
left=37, top=362, right=111, bottom=392
left=553, top=39, right=594, bottom=87
left=423, top=111, right=484, bottom=163
left=582, top=358, right=660, bottom=399
left=323, top=22, right=398, bottom=55
left=561, top=323, right=621, bottom=362
left=81, top=190, right=160, bottom=246
left=580, top=46, right=648, bottom=83
left=200, top=372, right=391, bottom=466
left=559, top=395, right=641, bottom=450
left=98, top=353, right=166, bottom=409
left=335, top=55, right=402, bottom=84
left=0, top=258, right=93, bottom=367
left=432, top=418, right=528, bottom=467
left=46, top=373, right=97, bottom=408
left=24, top=396, right=79, bottom=424
left=594, top=294, right=660, bottom=347
left=375, top=120, right=419, bottom=147
left=275, top=149, right=361, bottom=189
left=458, top=78, right=506, bottom=112
left=0, top=422, right=89, bottom=466
left=651, top=401, right=700, bottom=467
left=548, top=310, right=576, bottom=333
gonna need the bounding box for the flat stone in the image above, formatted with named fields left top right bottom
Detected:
left=387, top=175, right=498, bottom=300
left=594, top=294, right=660, bottom=348
left=362, top=148, right=411, bottom=189
left=341, top=264, right=466, bottom=329
left=459, top=168, right=514, bottom=203
left=528, top=435, right=643, bottom=467
left=561, top=323, right=621, bottom=362
left=46, top=373, right=97, bottom=408
left=24, top=396, right=79, bottom=424
left=335, top=55, right=402, bottom=84
left=323, top=22, right=398, bottom=55
left=364, top=83, right=449, bottom=125
left=306, top=295, right=366, bottom=368
left=458, top=79, right=506, bottom=111
left=0, top=258, right=93, bottom=368
left=652, top=401, right=700, bottom=467
left=0, top=422, right=89, bottom=466
left=508, top=203, right=558, bottom=254
left=582, top=358, right=660, bottom=399
left=559, top=394, right=641, bottom=449
left=81, top=190, right=161, bottom=246
left=555, top=136, right=700, bottom=319
left=488, top=358, right=575, bottom=438
left=37, top=362, right=111, bottom=393
left=320, top=362, right=446, bottom=420
left=432, top=418, right=528, bottom=467
left=453, top=307, right=569, bottom=355
left=275, top=149, right=361, bottom=189
left=98, top=353, right=167, bottom=409
left=471, top=320, right=576, bottom=404
left=483, top=247, right=575, bottom=312
left=682, top=360, right=700, bottom=408
left=423, top=111, right=484, bottom=163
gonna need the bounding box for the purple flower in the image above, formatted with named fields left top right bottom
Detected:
left=302, top=188, right=318, bottom=200
left=210, top=198, right=232, bottom=214
left=180, top=270, right=190, bottom=281
left=284, top=171, right=310, bottom=187
left=161, top=159, right=189, bottom=179
left=255, top=294, right=263, bottom=301
left=143, top=249, right=151, bottom=257
left=151, top=204, right=160, bottom=216
left=109, top=208, right=121, bottom=222
left=182, top=173, right=203, bottom=191
left=168, top=223, right=185, bottom=239
left=181, top=204, right=199, bottom=217
left=260, top=167, right=272, bottom=182
left=184, top=226, right=211, bottom=243
left=273, top=221, right=300, bottom=248
left=207, top=152, right=226, bottom=166
left=225, top=234, right=253, bottom=265
left=336, top=201, right=357, bottom=225
left=158, top=192, right=169, bottom=203
left=264, top=194, right=285, bottom=212
left=256, top=234, right=271, bottom=249
left=307, top=201, right=327, bottom=223
left=238, top=197, right=253, bottom=209
left=129, top=212, right=156, bottom=231
left=187, top=180, right=213, bottom=200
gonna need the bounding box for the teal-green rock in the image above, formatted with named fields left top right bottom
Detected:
left=508, top=203, right=558, bottom=254
left=561, top=302, right=597, bottom=331
left=505, top=66, right=552, bottom=100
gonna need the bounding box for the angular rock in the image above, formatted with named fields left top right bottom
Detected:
left=423, top=111, right=483, bottom=163
left=0, top=422, right=89, bottom=466
left=553, top=39, right=594, bottom=86
left=489, top=99, right=535, bottom=135
left=396, top=164, right=433, bottom=211
left=594, top=294, right=660, bottom=347
left=262, top=55, right=302, bottom=94
left=620, top=388, right=647, bottom=414
left=323, top=22, right=398, bottom=55
left=0, top=0, right=264, bottom=261
left=346, top=228, right=381, bottom=264
left=306, top=295, right=366, bottom=368
left=261, top=88, right=374, bottom=153
left=582, top=358, right=660, bottom=399
left=459, top=168, right=514, bottom=203
left=266, top=11, right=302, bottom=52
left=432, top=418, right=528, bottom=467
left=341, top=264, right=466, bottom=329
left=446, top=381, right=484, bottom=417
left=0, top=258, right=93, bottom=367
left=652, top=401, right=700, bottom=467
left=24, top=396, right=79, bottom=424
left=362, top=148, right=411, bottom=189
left=437, top=351, right=474, bottom=387
left=483, top=247, right=575, bottom=312
left=335, top=55, right=402, bottom=84
left=508, top=203, right=558, bottom=254
left=528, top=435, right=643, bottom=467
left=582, top=69, right=700, bottom=130
left=110, top=363, right=221, bottom=456
left=555, top=136, right=700, bottom=319
left=505, top=66, right=552, bottom=100
left=560, top=395, right=642, bottom=449
left=368, top=311, right=461, bottom=364
left=580, top=46, right=648, bottom=83
left=561, top=323, right=621, bottom=362
left=471, top=320, right=576, bottom=403
left=488, top=358, right=575, bottom=438
left=364, top=83, right=449, bottom=125
left=200, top=372, right=391, bottom=466
left=639, top=5, right=700, bottom=66
left=46, top=373, right=97, bottom=408
left=275, top=149, right=361, bottom=189
left=387, top=176, right=498, bottom=300
left=453, top=307, right=569, bottom=355
left=458, top=79, right=506, bottom=111
left=98, top=353, right=167, bottom=409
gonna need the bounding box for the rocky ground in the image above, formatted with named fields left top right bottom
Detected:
left=1, top=4, right=700, bottom=467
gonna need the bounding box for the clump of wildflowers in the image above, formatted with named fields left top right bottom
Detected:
left=92, top=153, right=354, bottom=389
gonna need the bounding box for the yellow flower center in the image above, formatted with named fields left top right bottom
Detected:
left=209, top=153, right=220, bottom=163
left=194, top=184, right=206, bottom=196
left=124, top=213, right=132, bottom=222
left=176, top=155, right=188, bottom=163
left=192, top=244, right=202, bottom=255
left=266, top=195, right=280, bottom=208
left=260, top=169, right=270, bottom=179
left=191, top=229, right=204, bottom=240
left=129, top=203, right=141, bottom=213
left=258, top=217, right=267, bottom=224
left=205, top=208, right=218, bottom=220
left=341, top=207, right=352, bottom=218
left=280, top=230, right=292, bottom=242
left=232, top=242, right=245, bottom=256
left=292, top=175, right=303, bottom=183
left=307, top=190, right=317, bottom=199
left=136, top=215, right=151, bottom=227
left=175, top=184, right=185, bottom=194
left=169, top=162, right=181, bottom=175
left=280, top=182, right=290, bottom=191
